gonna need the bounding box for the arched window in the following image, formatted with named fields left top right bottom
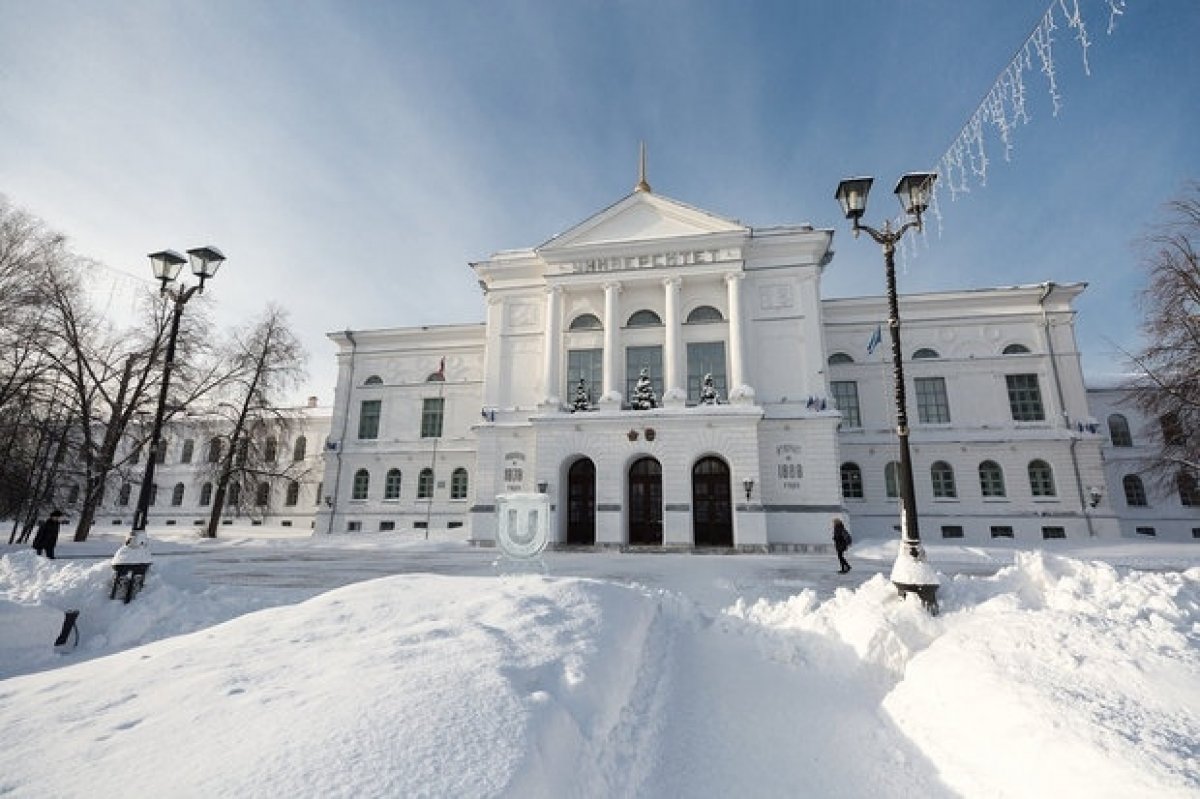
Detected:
left=1122, top=474, right=1148, bottom=507
left=884, top=461, right=900, bottom=499
left=840, top=462, right=863, bottom=499
left=1177, top=472, right=1199, bottom=507
left=285, top=481, right=300, bottom=507
left=685, top=305, right=724, bottom=323
left=208, top=438, right=222, bottom=463
left=171, top=483, right=185, bottom=506
left=1107, top=414, right=1133, bottom=447
left=1029, top=460, right=1057, bottom=497
left=352, top=469, right=370, bottom=500
left=451, top=467, right=469, bottom=499
left=363, top=375, right=383, bottom=386
left=978, top=460, right=1006, bottom=497
left=627, top=309, right=662, bottom=327
left=293, top=436, right=307, bottom=461
left=568, top=313, right=602, bottom=331
left=181, top=438, right=195, bottom=464
left=256, top=482, right=270, bottom=506
left=227, top=483, right=241, bottom=506
left=827, top=352, right=854, bottom=365
left=1003, top=344, right=1031, bottom=355
left=385, top=468, right=402, bottom=500
left=200, top=482, right=213, bottom=506
left=912, top=348, right=940, bottom=359
left=119, top=483, right=132, bottom=506
left=67, top=484, right=80, bottom=504
left=155, top=439, right=168, bottom=464
left=264, top=437, right=278, bottom=462
left=418, top=468, right=434, bottom=499
left=931, top=461, right=957, bottom=498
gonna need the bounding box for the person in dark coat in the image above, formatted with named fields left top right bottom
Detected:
left=32, top=510, right=64, bottom=559
left=832, top=517, right=852, bottom=573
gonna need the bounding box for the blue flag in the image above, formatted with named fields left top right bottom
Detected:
left=866, top=324, right=883, bottom=355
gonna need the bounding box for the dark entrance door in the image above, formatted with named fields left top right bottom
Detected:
left=566, top=458, right=596, bottom=545
left=628, top=457, right=663, bottom=546
left=692, top=456, right=733, bottom=547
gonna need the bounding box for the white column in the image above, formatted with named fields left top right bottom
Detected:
left=541, top=286, right=563, bottom=408
left=601, top=281, right=622, bottom=406
left=725, top=272, right=755, bottom=402
left=662, top=276, right=685, bottom=405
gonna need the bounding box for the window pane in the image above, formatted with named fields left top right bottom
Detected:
left=418, top=468, right=434, bottom=499
left=830, top=381, right=861, bottom=427
left=979, top=461, right=1006, bottom=497
left=1107, top=415, right=1132, bottom=447
left=625, top=346, right=663, bottom=403
left=421, top=398, right=444, bottom=438
left=931, top=461, right=957, bottom=498
left=687, top=342, right=727, bottom=404
left=1122, top=475, right=1147, bottom=506
left=567, top=349, right=604, bottom=407
left=1029, top=460, right=1057, bottom=497
left=352, top=469, right=370, bottom=500
left=840, top=463, right=863, bottom=499
left=884, top=462, right=899, bottom=499
left=385, top=469, right=402, bottom=500
left=358, top=399, right=382, bottom=439
left=915, top=377, right=951, bottom=423
left=451, top=468, right=469, bottom=499
left=1006, top=374, right=1045, bottom=421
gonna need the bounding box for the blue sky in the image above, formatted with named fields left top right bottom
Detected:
left=2, top=1, right=1197, bottom=402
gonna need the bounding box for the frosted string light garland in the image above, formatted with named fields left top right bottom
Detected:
left=897, top=0, right=1127, bottom=273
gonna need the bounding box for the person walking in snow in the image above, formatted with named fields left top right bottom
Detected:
left=832, top=517, right=852, bottom=573
left=31, top=510, right=64, bottom=559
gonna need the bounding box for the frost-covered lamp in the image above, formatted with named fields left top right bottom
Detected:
left=835, top=177, right=874, bottom=221
left=894, top=173, right=937, bottom=220
left=186, top=245, right=226, bottom=291
left=148, top=249, right=187, bottom=292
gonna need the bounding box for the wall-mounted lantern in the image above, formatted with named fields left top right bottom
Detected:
left=742, top=477, right=755, bottom=502
left=627, top=429, right=639, bottom=442
left=644, top=428, right=656, bottom=441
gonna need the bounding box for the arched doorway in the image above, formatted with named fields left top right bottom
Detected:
left=628, top=457, right=663, bottom=546
left=692, top=456, right=733, bottom=547
left=566, top=458, right=596, bottom=545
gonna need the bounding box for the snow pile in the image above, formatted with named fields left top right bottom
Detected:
left=730, top=552, right=1200, bottom=797
left=1, top=546, right=1197, bottom=798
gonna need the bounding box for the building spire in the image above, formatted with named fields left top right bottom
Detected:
left=634, top=141, right=651, bottom=193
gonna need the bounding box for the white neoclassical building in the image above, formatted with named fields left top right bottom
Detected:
left=314, top=179, right=1131, bottom=547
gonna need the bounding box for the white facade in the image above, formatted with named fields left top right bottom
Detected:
left=312, top=185, right=1179, bottom=547
left=1089, top=385, right=1200, bottom=540
left=82, top=400, right=331, bottom=533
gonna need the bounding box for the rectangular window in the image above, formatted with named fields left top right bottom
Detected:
left=829, top=381, right=861, bottom=428
left=940, top=525, right=964, bottom=539
left=566, top=348, right=603, bottom=407
left=1006, top=374, right=1045, bottom=421
left=686, top=342, right=727, bottom=403
left=625, top=346, right=663, bottom=405
left=1041, top=526, right=1066, bottom=539
left=358, top=399, right=381, bottom=439
left=915, top=377, right=951, bottom=424
left=421, top=398, right=444, bottom=438
left=990, top=525, right=1014, bottom=538
left=379, top=521, right=395, bottom=532
left=1192, top=527, right=1200, bottom=539
left=347, top=521, right=362, bottom=532
left=1135, top=526, right=1157, bottom=537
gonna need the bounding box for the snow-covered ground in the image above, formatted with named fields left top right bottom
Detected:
left=1, top=530, right=1197, bottom=798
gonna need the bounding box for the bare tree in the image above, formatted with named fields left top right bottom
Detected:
left=1127, top=181, right=1200, bottom=490
left=203, top=306, right=308, bottom=537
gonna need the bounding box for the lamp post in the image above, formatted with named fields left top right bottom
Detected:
left=835, top=174, right=939, bottom=613
left=116, top=247, right=225, bottom=569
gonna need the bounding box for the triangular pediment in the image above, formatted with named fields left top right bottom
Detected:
left=538, top=191, right=748, bottom=254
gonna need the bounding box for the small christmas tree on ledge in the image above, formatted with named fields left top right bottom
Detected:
left=631, top=368, right=657, bottom=410
left=571, top=378, right=591, bottom=412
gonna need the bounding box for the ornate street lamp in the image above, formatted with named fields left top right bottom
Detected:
left=111, top=246, right=225, bottom=601
left=835, top=173, right=940, bottom=614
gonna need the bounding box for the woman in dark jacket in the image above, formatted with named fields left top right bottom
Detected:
left=32, top=510, right=64, bottom=559
left=832, top=518, right=852, bottom=573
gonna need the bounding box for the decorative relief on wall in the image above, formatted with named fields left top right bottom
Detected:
left=776, top=443, right=804, bottom=490
left=758, top=282, right=795, bottom=311
left=507, top=301, right=541, bottom=329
